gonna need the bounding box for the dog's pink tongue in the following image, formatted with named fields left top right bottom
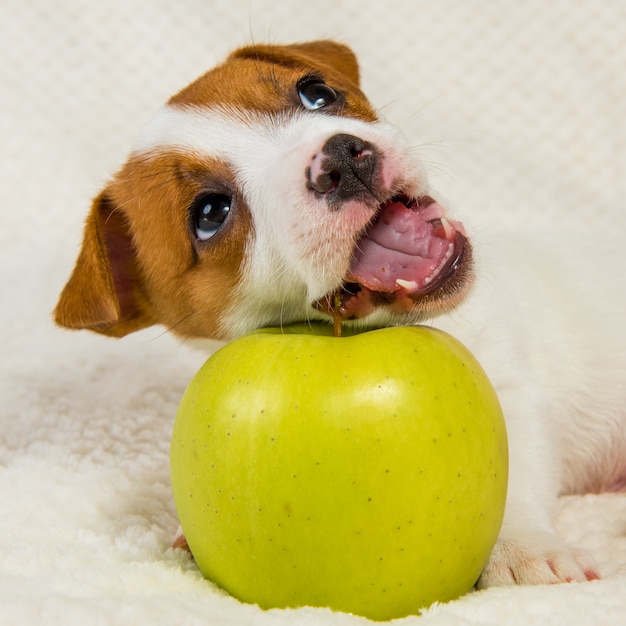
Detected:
left=347, top=198, right=461, bottom=294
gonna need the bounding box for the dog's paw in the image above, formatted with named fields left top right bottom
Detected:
left=477, top=532, right=600, bottom=588
left=172, top=525, right=191, bottom=552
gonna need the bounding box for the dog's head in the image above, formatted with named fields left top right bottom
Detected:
left=54, top=41, right=473, bottom=341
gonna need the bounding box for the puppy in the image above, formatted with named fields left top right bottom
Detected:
left=55, top=40, right=625, bottom=588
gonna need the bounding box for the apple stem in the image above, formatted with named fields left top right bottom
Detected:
left=333, top=292, right=343, bottom=338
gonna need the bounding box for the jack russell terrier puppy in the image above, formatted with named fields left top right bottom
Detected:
left=55, top=40, right=625, bottom=589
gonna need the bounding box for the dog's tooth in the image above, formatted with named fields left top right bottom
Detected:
left=396, top=278, right=419, bottom=291
left=440, top=217, right=455, bottom=240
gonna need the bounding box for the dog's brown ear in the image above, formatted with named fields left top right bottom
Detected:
left=231, top=40, right=362, bottom=87
left=289, top=40, right=361, bottom=86
left=54, top=190, right=156, bottom=337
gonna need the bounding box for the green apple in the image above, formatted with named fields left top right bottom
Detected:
left=170, top=324, right=507, bottom=621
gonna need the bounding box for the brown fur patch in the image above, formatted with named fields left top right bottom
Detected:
left=55, top=152, right=252, bottom=340
left=168, top=40, right=378, bottom=122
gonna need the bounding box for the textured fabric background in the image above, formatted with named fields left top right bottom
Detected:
left=1, top=1, right=625, bottom=625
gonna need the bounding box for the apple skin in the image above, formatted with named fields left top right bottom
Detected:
left=170, top=323, right=508, bottom=621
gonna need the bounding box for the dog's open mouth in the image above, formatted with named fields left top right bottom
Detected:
left=314, top=196, right=468, bottom=320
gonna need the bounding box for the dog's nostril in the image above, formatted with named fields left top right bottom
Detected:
left=309, top=170, right=340, bottom=195
left=326, top=171, right=341, bottom=193
left=349, top=142, right=372, bottom=161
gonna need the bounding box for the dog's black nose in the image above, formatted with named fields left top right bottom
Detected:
left=307, top=133, right=379, bottom=206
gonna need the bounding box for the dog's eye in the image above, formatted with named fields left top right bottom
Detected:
left=298, top=79, right=338, bottom=111
left=193, top=193, right=231, bottom=241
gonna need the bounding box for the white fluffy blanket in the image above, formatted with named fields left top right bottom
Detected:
left=1, top=1, right=625, bottom=624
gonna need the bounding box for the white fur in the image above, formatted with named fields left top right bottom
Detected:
left=138, top=103, right=624, bottom=587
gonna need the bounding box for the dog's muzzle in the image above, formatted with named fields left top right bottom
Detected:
left=306, top=134, right=472, bottom=322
